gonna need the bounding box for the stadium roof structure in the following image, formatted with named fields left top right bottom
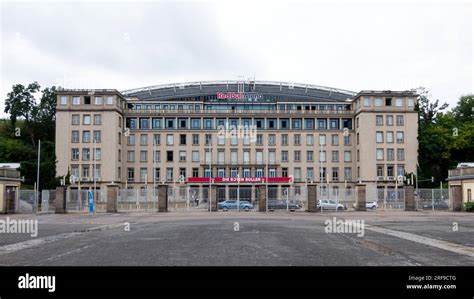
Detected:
left=121, top=80, right=357, bottom=102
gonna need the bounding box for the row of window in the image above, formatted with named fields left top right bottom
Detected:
left=360, top=97, right=415, bottom=108
left=60, top=95, right=115, bottom=106
left=71, top=148, right=102, bottom=161
left=127, top=117, right=353, bottom=130
left=376, top=165, right=406, bottom=177
left=126, top=133, right=352, bottom=147
left=70, top=164, right=101, bottom=179
left=131, top=103, right=349, bottom=112
left=71, top=130, right=102, bottom=143
left=375, top=148, right=405, bottom=161
left=124, top=149, right=354, bottom=163
left=125, top=166, right=355, bottom=182
left=375, top=115, right=405, bottom=126
left=71, top=114, right=102, bottom=125
left=375, top=131, right=405, bottom=143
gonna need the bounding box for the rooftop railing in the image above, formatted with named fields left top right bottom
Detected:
left=448, top=167, right=474, bottom=178
left=124, top=109, right=353, bottom=115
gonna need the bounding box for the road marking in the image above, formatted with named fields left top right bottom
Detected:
left=365, top=225, right=474, bottom=258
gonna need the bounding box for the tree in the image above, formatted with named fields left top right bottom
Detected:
left=415, top=87, right=449, bottom=128
left=452, top=95, right=474, bottom=123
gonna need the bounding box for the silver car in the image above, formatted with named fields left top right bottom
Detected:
left=317, top=199, right=346, bottom=211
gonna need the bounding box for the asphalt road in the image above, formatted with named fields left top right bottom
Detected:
left=0, top=211, right=473, bottom=266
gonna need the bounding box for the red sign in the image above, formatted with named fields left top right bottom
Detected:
left=216, top=92, right=263, bottom=101
left=187, top=177, right=292, bottom=183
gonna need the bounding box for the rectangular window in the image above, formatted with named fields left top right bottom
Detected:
left=344, top=167, right=352, bottom=181
left=127, top=134, right=135, bottom=146
left=192, top=151, right=199, bottom=162
left=332, top=150, right=339, bottom=162
left=192, top=134, right=199, bottom=145
left=93, top=148, right=101, bottom=161
left=319, top=134, right=326, bottom=145
left=127, top=151, right=135, bottom=162
left=344, top=135, right=351, bottom=145
left=376, top=115, right=383, bottom=126
left=82, top=148, right=90, bottom=161
left=140, top=150, right=147, bottom=162
left=72, top=114, right=80, bottom=125
left=180, top=134, right=187, bottom=145
left=344, top=151, right=351, bottom=162
left=153, top=134, right=161, bottom=145
left=72, top=96, right=80, bottom=105
left=331, top=134, right=339, bottom=146
left=243, top=150, right=250, bottom=164
left=127, top=168, right=135, bottom=182
left=60, top=96, right=68, bottom=105
left=306, top=134, right=314, bottom=146
left=166, top=168, right=173, bottom=181
left=294, top=134, right=301, bottom=146
left=395, top=98, right=403, bottom=107
left=397, top=149, right=405, bottom=161
left=94, top=96, right=102, bottom=105
left=386, top=115, right=394, bottom=126
left=268, top=134, right=276, bottom=146
left=332, top=167, right=339, bottom=181
left=376, top=148, right=384, bottom=160
left=140, top=168, right=147, bottom=182
left=71, top=148, right=79, bottom=161
left=269, top=151, right=276, bottom=164
left=386, top=131, right=394, bottom=143
left=152, top=118, right=162, bottom=129
left=83, top=115, right=91, bottom=125
left=140, top=134, right=148, bottom=146
left=167, top=151, right=173, bottom=162
left=387, top=148, right=394, bottom=161
left=396, top=131, right=404, bottom=143
left=363, top=98, right=371, bottom=106
left=218, top=151, right=225, bottom=164
left=374, top=98, right=383, bottom=106
left=179, top=151, right=186, bottom=162
left=281, top=150, right=288, bottom=162
left=154, top=150, right=161, bottom=162
left=307, top=151, right=314, bottom=162
left=71, top=131, right=79, bottom=143
left=82, top=131, right=91, bottom=143
left=396, top=115, right=404, bottom=126
left=93, top=130, right=101, bottom=143
left=167, top=134, right=174, bottom=145
left=281, top=134, right=288, bottom=145
left=294, top=150, right=301, bottom=162
left=106, top=96, right=113, bottom=105
left=376, top=131, right=384, bottom=143
left=231, top=150, right=238, bottom=164
left=319, top=151, right=326, bottom=162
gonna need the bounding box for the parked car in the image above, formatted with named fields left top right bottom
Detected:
left=268, top=200, right=301, bottom=211
left=317, top=199, right=346, bottom=211
left=422, top=202, right=449, bottom=210
left=352, top=201, right=378, bottom=210
left=218, top=200, right=253, bottom=211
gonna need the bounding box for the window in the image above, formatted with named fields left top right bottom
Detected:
left=397, top=149, right=405, bottom=161
left=152, top=118, right=162, bottom=129
left=106, top=96, right=114, bottom=105
left=307, top=151, right=314, bottom=162
left=332, top=167, right=339, bottom=181
left=243, top=134, right=250, bottom=145
left=93, top=130, right=101, bottom=143
left=256, top=151, right=263, bottom=164
left=72, top=114, right=80, bottom=125
left=374, top=98, right=383, bottom=106
left=230, top=135, right=238, bottom=146
left=166, top=118, right=175, bottom=129
left=282, top=168, right=288, bottom=177
left=192, top=168, right=199, bottom=178
left=386, top=115, right=394, bottom=126
left=191, top=118, right=201, bottom=129
left=344, top=151, right=351, bottom=162
left=331, top=150, right=339, bottom=162
left=71, top=148, right=79, bottom=160
left=218, top=151, right=225, bottom=165
left=329, top=119, right=339, bottom=129
left=84, top=96, right=91, bottom=105
left=281, top=150, right=288, bottom=162
left=82, top=131, right=91, bottom=143
left=344, top=135, right=351, bottom=145
left=305, top=118, right=314, bottom=129
left=292, top=119, right=302, bottom=129
left=167, top=134, right=174, bottom=145
left=377, top=165, right=384, bottom=177
left=318, top=119, right=327, bottom=130
left=192, top=151, right=199, bottom=162
left=280, top=119, right=289, bottom=129
left=385, top=98, right=392, bottom=106
left=395, top=98, right=403, bottom=107
left=128, top=168, right=135, bottom=182
left=243, top=150, right=250, bottom=164
left=205, top=134, right=212, bottom=145
left=82, top=148, right=90, bottom=161
left=376, top=132, right=384, bottom=143
left=376, top=148, right=384, bottom=160
left=71, top=165, right=79, bottom=178
left=140, top=118, right=150, bottom=129
left=396, top=131, right=404, bottom=143
left=397, top=165, right=405, bottom=176
left=376, top=115, right=383, bottom=126
left=294, top=168, right=301, bottom=181
left=387, top=166, right=394, bottom=177
left=71, top=131, right=79, bottom=143
left=140, top=150, right=148, bottom=162
left=94, top=96, right=102, bottom=105
left=306, top=134, right=314, bottom=146
left=153, top=134, right=161, bottom=145
left=83, top=115, right=91, bottom=125
left=127, top=134, right=135, bottom=146
left=154, top=150, right=161, bottom=162
left=387, top=148, right=394, bottom=161
left=408, top=98, right=415, bottom=107
left=281, top=134, right=288, bottom=145
left=72, top=96, right=80, bottom=105
left=178, top=118, right=187, bottom=129
left=294, top=150, right=301, bottom=162
left=386, top=131, right=394, bottom=143
left=344, top=167, right=352, bottom=181
left=167, top=151, right=174, bottom=162
left=82, top=165, right=90, bottom=178
left=140, top=168, right=147, bottom=182
left=319, top=134, right=326, bottom=145
left=127, top=151, right=135, bottom=162
left=179, top=151, right=186, bottom=162
left=294, top=134, right=301, bottom=146
left=307, top=167, right=314, bottom=180
left=267, top=118, right=277, bottom=129
left=363, top=98, right=371, bottom=106
left=192, top=134, right=199, bottom=145
left=396, top=115, right=404, bottom=126
left=60, top=96, right=68, bottom=105
left=231, top=150, right=238, bottom=164
left=256, top=134, right=263, bottom=145
left=94, top=148, right=101, bottom=161
left=139, top=134, right=147, bottom=146
left=331, top=134, right=339, bottom=145
left=180, top=134, right=187, bottom=145
left=268, top=134, right=276, bottom=146
left=319, top=151, right=326, bottom=162
left=217, top=168, right=225, bottom=178
left=166, top=168, right=173, bottom=181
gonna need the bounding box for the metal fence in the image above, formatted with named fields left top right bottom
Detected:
left=118, top=188, right=158, bottom=212
left=18, top=190, right=36, bottom=213
left=66, top=189, right=107, bottom=213
left=168, top=186, right=209, bottom=212
left=416, top=189, right=449, bottom=210
left=266, top=186, right=307, bottom=212
left=313, top=187, right=357, bottom=211
left=365, top=187, right=405, bottom=210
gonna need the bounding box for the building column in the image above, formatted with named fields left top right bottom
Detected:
left=225, top=184, right=229, bottom=200
left=157, top=185, right=168, bottom=212
left=307, top=184, right=318, bottom=212
left=55, top=186, right=67, bottom=214
left=277, top=185, right=282, bottom=201
left=106, top=184, right=119, bottom=213
left=251, top=185, right=256, bottom=204
left=404, top=185, right=416, bottom=211
left=258, top=185, right=266, bottom=212
left=355, top=183, right=366, bottom=211
left=210, top=185, right=218, bottom=211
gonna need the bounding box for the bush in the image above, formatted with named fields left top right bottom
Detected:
left=464, top=202, right=474, bottom=212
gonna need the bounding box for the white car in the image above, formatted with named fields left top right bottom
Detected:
left=317, top=199, right=346, bottom=211
left=352, top=201, right=378, bottom=209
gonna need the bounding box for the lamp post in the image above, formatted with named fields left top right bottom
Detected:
left=237, top=173, right=240, bottom=212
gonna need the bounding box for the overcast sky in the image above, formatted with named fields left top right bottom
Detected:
left=0, top=0, right=472, bottom=117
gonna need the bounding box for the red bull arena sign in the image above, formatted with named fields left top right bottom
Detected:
left=216, top=92, right=264, bottom=101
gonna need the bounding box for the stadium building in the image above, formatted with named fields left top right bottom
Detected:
left=55, top=80, right=418, bottom=204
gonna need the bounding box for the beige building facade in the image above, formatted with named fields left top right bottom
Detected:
left=55, top=81, right=418, bottom=202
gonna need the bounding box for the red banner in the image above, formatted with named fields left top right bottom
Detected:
left=187, top=177, right=293, bottom=183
